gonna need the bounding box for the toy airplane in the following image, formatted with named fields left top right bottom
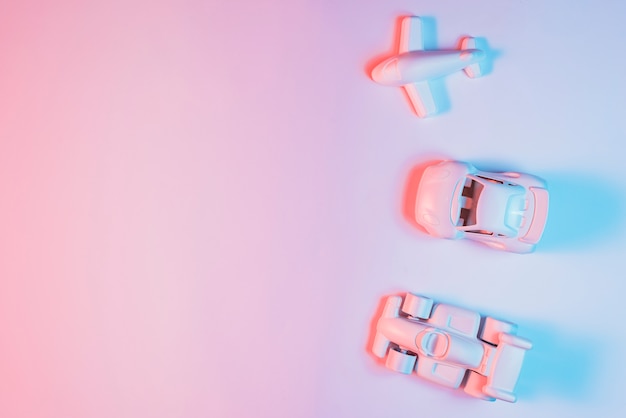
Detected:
left=371, top=16, right=488, bottom=117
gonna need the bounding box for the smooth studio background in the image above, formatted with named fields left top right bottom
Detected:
left=1, top=1, right=625, bottom=417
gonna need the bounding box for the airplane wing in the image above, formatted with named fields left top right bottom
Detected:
left=404, top=81, right=437, bottom=118
left=399, top=16, right=424, bottom=53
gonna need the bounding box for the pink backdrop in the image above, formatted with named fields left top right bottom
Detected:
left=1, top=1, right=625, bottom=417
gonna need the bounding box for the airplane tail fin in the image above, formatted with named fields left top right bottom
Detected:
left=460, top=36, right=484, bottom=78
left=372, top=296, right=402, bottom=358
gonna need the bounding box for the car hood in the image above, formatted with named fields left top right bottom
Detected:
left=415, top=161, right=471, bottom=238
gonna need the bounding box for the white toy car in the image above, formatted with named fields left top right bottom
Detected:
left=372, top=293, right=532, bottom=402
left=415, top=160, right=549, bottom=253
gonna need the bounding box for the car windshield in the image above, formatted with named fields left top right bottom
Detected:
left=456, top=177, right=484, bottom=227
left=475, top=175, right=503, bottom=185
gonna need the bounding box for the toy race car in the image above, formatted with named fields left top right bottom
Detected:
left=372, top=293, right=532, bottom=402
left=414, top=160, right=549, bottom=253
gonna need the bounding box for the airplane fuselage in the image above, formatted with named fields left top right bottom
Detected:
left=372, top=49, right=485, bottom=87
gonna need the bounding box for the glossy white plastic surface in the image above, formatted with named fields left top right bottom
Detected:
left=480, top=317, right=518, bottom=346
left=370, top=16, right=488, bottom=117
left=414, top=160, right=549, bottom=253
left=464, top=371, right=494, bottom=401
left=386, top=347, right=417, bottom=374
left=401, top=293, right=434, bottom=319
left=372, top=293, right=532, bottom=402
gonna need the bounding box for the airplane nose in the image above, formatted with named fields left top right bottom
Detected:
left=372, top=62, right=385, bottom=84
left=371, top=58, right=401, bottom=84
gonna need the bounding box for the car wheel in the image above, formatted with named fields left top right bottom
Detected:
left=401, top=293, right=434, bottom=319
left=385, top=347, right=417, bottom=374
left=463, top=371, right=495, bottom=401
left=479, top=316, right=517, bottom=346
